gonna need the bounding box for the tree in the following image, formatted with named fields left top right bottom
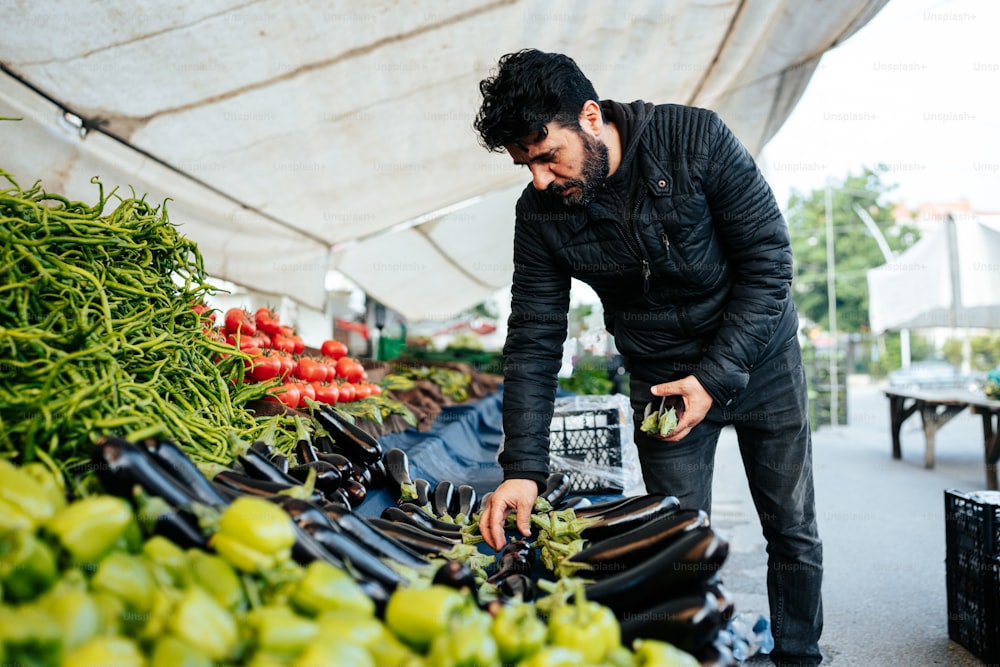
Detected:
left=784, top=166, right=920, bottom=332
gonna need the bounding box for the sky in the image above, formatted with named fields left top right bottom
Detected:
left=760, top=0, right=1000, bottom=213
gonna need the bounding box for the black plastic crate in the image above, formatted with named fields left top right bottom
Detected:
left=945, top=489, right=1000, bottom=662
left=548, top=408, right=623, bottom=494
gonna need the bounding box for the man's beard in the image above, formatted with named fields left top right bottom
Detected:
left=548, top=131, right=609, bottom=207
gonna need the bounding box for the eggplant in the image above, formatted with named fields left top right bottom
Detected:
left=366, top=459, right=387, bottom=489
left=321, top=503, right=430, bottom=570
left=287, top=461, right=343, bottom=496
left=302, top=522, right=407, bottom=590
left=213, top=469, right=326, bottom=505
left=456, top=484, right=478, bottom=520
left=317, top=452, right=353, bottom=479
left=396, top=503, right=462, bottom=533
left=618, top=590, right=725, bottom=653
left=582, top=526, right=729, bottom=617
left=565, top=509, right=709, bottom=577
left=541, top=472, right=571, bottom=508
left=141, top=438, right=229, bottom=508
left=341, top=478, right=368, bottom=508
left=486, top=539, right=533, bottom=584
left=380, top=507, right=464, bottom=541
left=270, top=452, right=290, bottom=474
left=312, top=430, right=337, bottom=454
left=240, top=441, right=301, bottom=486
left=497, top=573, right=536, bottom=602
left=92, top=435, right=203, bottom=511
left=365, top=518, right=457, bottom=556
left=383, top=448, right=412, bottom=500
left=289, top=521, right=346, bottom=569
left=296, top=437, right=320, bottom=465
left=572, top=495, right=641, bottom=518
left=412, top=478, right=432, bottom=508
left=152, top=507, right=207, bottom=549
left=577, top=493, right=681, bottom=542
left=314, top=405, right=383, bottom=464
left=554, top=496, right=592, bottom=512
left=431, top=480, right=456, bottom=518
left=432, top=560, right=478, bottom=594
left=272, top=496, right=334, bottom=530
left=351, top=464, right=373, bottom=489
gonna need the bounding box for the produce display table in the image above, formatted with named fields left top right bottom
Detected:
left=884, top=388, right=1000, bottom=489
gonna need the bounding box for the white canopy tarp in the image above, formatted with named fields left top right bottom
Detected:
left=0, top=0, right=888, bottom=320
left=867, top=215, right=1000, bottom=333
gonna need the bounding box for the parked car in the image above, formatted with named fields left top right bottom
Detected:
left=887, top=360, right=984, bottom=392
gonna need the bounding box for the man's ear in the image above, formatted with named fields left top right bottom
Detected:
left=579, top=100, right=604, bottom=137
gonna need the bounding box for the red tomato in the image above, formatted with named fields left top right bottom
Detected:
left=337, top=382, right=356, bottom=402
left=296, top=382, right=316, bottom=405
left=312, top=382, right=339, bottom=404
left=289, top=335, right=305, bottom=355
left=353, top=383, right=372, bottom=400
left=367, top=383, right=382, bottom=396
left=254, top=307, right=282, bottom=336
left=265, top=383, right=300, bottom=409
left=248, top=354, right=281, bottom=382
left=278, top=325, right=295, bottom=337
left=274, top=353, right=296, bottom=380
left=320, top=339, right=348, bottom=360
left=335, top=357, right=366, bottom=383
left=228, top=333, right=262, bottom=352
left=294, top=357, right=326, bottom=383
left=224, top=308, right=256, bottom=336
left=271, top=335, right=296, bottom=354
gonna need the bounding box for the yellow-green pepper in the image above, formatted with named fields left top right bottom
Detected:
left=427, top=609, right=500, bottom=667
left=91, top=551, right=157, bottom=613
left=41, top=587, right=101, bottom=650
left=143, top=535, right=188, bottom=587
left=45, top=495, right=135, bottom=563
left=546, top=590, right=621, bottom=664
left=315, top=609, right=385, bottom=647
left=168, top=586, right=238, bottom=662
left=516, top=646, right=587, bottom=667
left=150, top=635, right=215, bottom=667
left=490, top=601, right=547, bottom=663
left=290, top=559, right=375, bottom=617
left=0, top=528, right=57, bottom=602
left=245, top=605, right=319, bottom=657
left=0, top=458, right=58, bottom=530
left=0, top=603, right=62, bottom=667
left=293, top=640, right=375, bottom=667
left=210, top=496, right=296, bottom=573
left=21, top=462, right=67, bottom=513
left=59, top=636, right=144, bottom=667
left=384, top=584, right=468, bottom=653
left=631, top=638, right=701, bottom=667
left=184, top=549, right=247, bottom=612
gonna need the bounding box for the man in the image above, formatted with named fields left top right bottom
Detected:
left=473, top=49, right=824, bottom=667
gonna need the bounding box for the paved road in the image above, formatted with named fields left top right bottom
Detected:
left=710, top=376, right=995, bottom=666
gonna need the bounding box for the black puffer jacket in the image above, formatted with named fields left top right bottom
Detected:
left=500, top=101, right=796, bottom=487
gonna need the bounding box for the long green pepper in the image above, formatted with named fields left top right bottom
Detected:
left=0, top=168, right=277, bottom=478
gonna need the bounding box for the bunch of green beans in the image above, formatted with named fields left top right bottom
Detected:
left=0, top=168, right=277, bottom=478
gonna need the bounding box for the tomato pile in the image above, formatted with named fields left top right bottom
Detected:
left=207, top=307, right=381, bottom=410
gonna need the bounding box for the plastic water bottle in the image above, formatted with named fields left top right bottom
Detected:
left=726, top=612, right=775, bottom=661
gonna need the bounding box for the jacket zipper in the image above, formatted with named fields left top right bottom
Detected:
left=612, top=196, right=651, bottom=292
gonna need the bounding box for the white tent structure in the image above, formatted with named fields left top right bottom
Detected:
left=1, top=0, right=889, bottom=322
left=867, top=215, right=1000, bottom=334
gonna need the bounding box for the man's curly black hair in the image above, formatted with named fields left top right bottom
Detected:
left=474, top=49, right=602, bottom=153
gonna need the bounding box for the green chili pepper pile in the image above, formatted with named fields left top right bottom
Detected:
left=0, top=169, right=267, bottom=477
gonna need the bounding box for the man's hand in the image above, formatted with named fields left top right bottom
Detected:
left=650, top=375, right=714, bottom=442
left=477, top=478, right=538, bottom=551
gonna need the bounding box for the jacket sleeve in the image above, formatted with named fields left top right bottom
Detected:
left=499, top=192, right=572, bottom=489
left=691, top=113, right=794, bottom=405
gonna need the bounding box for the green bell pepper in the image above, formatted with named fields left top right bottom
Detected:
left=546, top=587, right=621, bottom=664
left=143, top=535, right=188, bottom=587
left=290, top=559, right=375, bottom=617
left=21, top=462, right=67, bottom=514
left=59, top=636, right=144, bottom=667
left=210, top=496, right=296, bottom=573
left=490, top=601, right=547, bottom=664
left=315, top=610, right=385, bottom=647
left=0, top=458, right=58, bottom=531
left=516, top=646, right=588, bottom=667
left=150, top=635, right=215, bottom=667
left=45, top=495, right=135, bottom=563
left=384, top=584, right=468, bottom=653
left=293, top=640, right=375, bottom=667
left=0, top=528, right=57, bottom=602
left=0, top=603, right=62, bottom=667
left=168, top=586, right=238, bottom=662
left=41, top=587, right=101, bottom=650
left=91, top=551, right=156, bottom=613
left=184, top=549, right=247, bottom=612
left=427, top=609, right=500, bottom=667
left=631, top=638, right=701, bottom=667
left=245, top=605, right=319, bottom=657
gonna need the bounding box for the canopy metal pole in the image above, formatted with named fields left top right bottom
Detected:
left=826, top=182, right=839, bottom=428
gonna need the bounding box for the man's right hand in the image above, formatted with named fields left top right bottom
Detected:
left=477, top=478, right=539, bottom=551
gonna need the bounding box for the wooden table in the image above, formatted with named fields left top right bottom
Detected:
left=885, top=388, right=1000, bottom=489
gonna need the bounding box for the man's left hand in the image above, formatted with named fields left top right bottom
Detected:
left=650, top=375, right=713, bottom=441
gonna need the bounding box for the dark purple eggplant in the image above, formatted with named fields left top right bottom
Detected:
left=270, top=452, right=289, bottom=474
left=456, top=484, right=478, bottom=520
left=141, top=438, right=229, bottom=508
left=351, top=464, right=373, bottom=489
left=566, top=509, right=709, bottom=577
left=541, top=472, right=571, bottom=508
left=618, top=590, right=725, bottom=653
left=396, top=503, right=462, bottom=533
left=412, top=478, right=432, bottom=507
left=497, top=573, right=536, bottom=602
left=302, top=522, right=406, bottom=590
left=554, top=496, right=592, bottom=512
left=582, top=526, right=729, bottom=617
left=240, top=440, right=301, bottom=486
left=383, top=448, right=412, bottom=500
left=366, top=459, right=387, bottom=489
left=380, top=507, right=464, bottom=541
left=287, top=461, right=343, bottom=497
left=578, top=493, right=681, bottom=542
left=272, top=496, right=334, bottom=530
left=432, top=560, right=477, bottom=594
left=93, top=435, right=203, bottom=512
left=296, top=437, right=320, bottom=465
left=314, top=405, right=383, bottom=464
left=317, top=452, right=353, bottom=479
left=365, top=518, right=457, bottom=555
left=328, top=487, right=352, bottom=509
left=289, top=521, right=346, bottom=569
left=486, top=539, right=533, bottom=584
left=212, top=469, right=326, bottom=505
left=321, top=503, right=430, bottom=570
left=431, top=480, right=456, bottom=518
left=340, top=478, right=368, bottom=508
left=312, top=430, right=336, bottom=454
left=572, top=495, right=640, bottom=518
left=152, top=507, right=207, bottom=549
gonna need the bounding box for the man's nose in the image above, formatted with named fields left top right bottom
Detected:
left=529, top=164, right=555, bottom=191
